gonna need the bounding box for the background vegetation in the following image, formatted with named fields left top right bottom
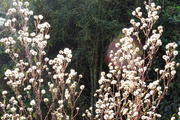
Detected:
left=0, top=0, right=180, bottom=119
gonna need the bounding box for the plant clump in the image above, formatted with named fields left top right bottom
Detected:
left=83, top=0, right=179, bottom=120
left=0, top=0, right=84, bottom=120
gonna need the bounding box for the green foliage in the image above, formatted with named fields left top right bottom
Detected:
left=0, top=0, right=12, bottom=13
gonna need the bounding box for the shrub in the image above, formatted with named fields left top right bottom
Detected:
left=0, top=1, right=84, bottom=120
left=83, top=0, right=180, bottom=120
